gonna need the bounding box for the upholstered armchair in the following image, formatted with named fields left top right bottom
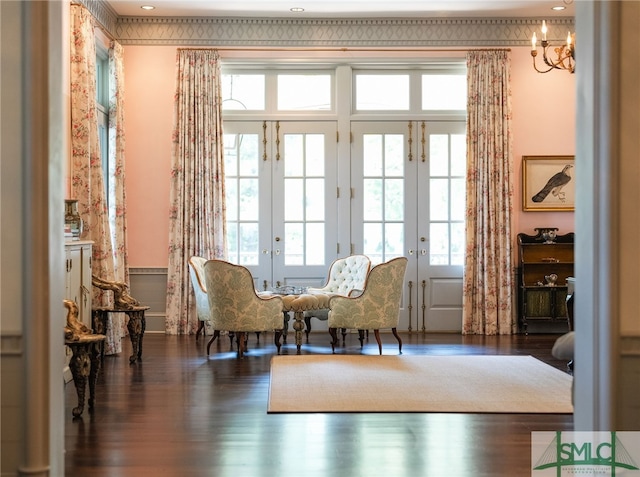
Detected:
left=328, top=256, right=408, bottom=355
left=203, top=259, right=284, bottom=358
left=188, top=257, right=212, bottom=341
left=303, top=254, right=371, bottom=341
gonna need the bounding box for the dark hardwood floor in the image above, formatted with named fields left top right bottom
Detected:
left=64, top=331, right=573, bottom=477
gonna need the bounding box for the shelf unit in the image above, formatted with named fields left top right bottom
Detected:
left=517, top=229, right=574, bottom=334
left=65, top=240, right=93, bottom=328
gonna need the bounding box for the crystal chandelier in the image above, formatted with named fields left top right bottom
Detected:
left=531, top=21, right=575, bottom=73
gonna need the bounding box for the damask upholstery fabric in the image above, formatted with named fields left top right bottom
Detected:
left=328, top=257, right=407, bottom=330
left=203, top=260, right=283, bottom=332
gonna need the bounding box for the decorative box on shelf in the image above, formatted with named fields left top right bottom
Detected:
left=517, top=228, right=574, bottom=334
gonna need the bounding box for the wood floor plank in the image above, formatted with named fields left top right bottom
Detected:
left=64, top=332, right=573, bottom=476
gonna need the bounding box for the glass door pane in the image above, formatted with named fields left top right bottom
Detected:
left=272, top=122, right=338, bottom=288
left=352, top=121, right=466, bottom=332
left=222, top=122, right=273, bottom=290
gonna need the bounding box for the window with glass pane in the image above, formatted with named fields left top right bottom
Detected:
left=362, top=134, right=405, bottom=264
left=222, top=74, right=265, bottom=110
left=422, top=74, right=467, bottom=110
left=355, top=75, right=410, bottom=111
left=95, top=47, right=109, bottom=203
left=224, top=133, right=261, bottom=265
left=429, top=133, right=466, bottom=265
left=277, top=75, right=332, bottom=111
left=283, top=134, right=325, bottom=265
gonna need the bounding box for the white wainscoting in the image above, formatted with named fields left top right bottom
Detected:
left=129, top=268, right=167, bottom=333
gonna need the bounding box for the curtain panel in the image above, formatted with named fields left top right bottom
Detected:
left=70, top=5, right=125, bottom=354
left=165, top=49, right=227, bottom=335
left=462, top=50, right=515, bottom=335
left=108, top=40, right=130, bottom=286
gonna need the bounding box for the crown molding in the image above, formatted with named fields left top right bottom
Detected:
left=79, top=0, right=574, bottom=49
left=112, top=16, right=574, bottom=47
left=77, top=0, right=118, bottom=35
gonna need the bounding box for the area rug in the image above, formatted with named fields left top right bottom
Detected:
left=267, top=355, right=573, bottom=413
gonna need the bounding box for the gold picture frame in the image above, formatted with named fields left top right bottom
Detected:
left=522, top=155, right=575, bottom=211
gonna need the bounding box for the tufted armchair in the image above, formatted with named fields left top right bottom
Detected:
left=328, top=257, right=407, bottom=355
left=203, top=259, right=284, bottom=358
left=303, top=254, right=371, bottom=341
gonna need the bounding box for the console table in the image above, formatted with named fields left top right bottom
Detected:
left=92, top=305, right=150, bottom=364
left=66, top=334, right=105, bottom=417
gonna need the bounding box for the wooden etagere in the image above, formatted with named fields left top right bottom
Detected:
left=517, top=228, right=574, bottom=334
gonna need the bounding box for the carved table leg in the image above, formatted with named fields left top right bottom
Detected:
left=91, top=309, right=109, bottom=361
left=292, top=311, right=305, bottom=354
left=87, top=341, right=102, bottom=410
left=126, top=310, right=145, bottom=364
left=68, top=343, right=90, bottom=417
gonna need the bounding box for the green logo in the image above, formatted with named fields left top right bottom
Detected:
left=532, top=431, right=640, bottom=476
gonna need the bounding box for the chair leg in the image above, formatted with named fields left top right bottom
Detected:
left=255, top=332, right=261, bottom=343
left=206, top=330, right=221, bottom=356
left=391, top=327, right=402, bottom=354
left=329, top=327, right=339, bottom=354
left=236, top=332, right=247, bottom=358
left=282, top=312, right=289, bottom=343
left=373, top=329, right=383, bottom=355
left=228, top=332, right=235, bottom=349
left=195, top=320, right=205, bottom=341
left=341, top=328, right=347, bottom=345
left=304, top=315, right=312, bottom=343
left=274, top=330, right=283, bottom=354
left=357, top=329, right=365, bottom=348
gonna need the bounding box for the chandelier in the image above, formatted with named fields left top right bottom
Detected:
left=531, top=21, right=575, bottom=73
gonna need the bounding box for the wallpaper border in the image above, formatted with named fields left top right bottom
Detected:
left=78, top=0, right=574, bottom=48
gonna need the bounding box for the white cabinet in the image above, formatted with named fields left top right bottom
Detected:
left=65, top=240, right=93, bottom=328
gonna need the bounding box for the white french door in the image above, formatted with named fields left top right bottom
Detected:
left=223, top=121, right=338, bottom=292
left=351, top=121, right=466, bottom=331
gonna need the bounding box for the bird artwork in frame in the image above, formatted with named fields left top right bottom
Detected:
left=522, top=155, right=575, bottom=211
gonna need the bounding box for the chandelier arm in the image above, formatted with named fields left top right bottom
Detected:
left=531, top=52, right=555, bottom=74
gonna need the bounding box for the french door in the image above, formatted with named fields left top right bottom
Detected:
left=351, top=121, right=466, bottom=331
left=223, top=120, right=338, bottom=291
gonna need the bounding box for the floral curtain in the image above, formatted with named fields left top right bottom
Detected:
left=165, top=49, right=227, bottom=335
left=70, top=5, right=123, bottom=354
left=108, top=40, right=130, bottom=286
left=462, top=50, right=515, bottom=335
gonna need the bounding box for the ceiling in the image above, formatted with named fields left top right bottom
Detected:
left=107, top=0, right=575, bottom=19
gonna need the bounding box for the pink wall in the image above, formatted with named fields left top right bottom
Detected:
left=123, top=46, right=176, bottom=267
left=122, top=46, right=575, bottom=267
left=510, top=46, right=576, bottom=237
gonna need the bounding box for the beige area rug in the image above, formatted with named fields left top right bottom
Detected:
left=268, top=355, right=573, bottom=413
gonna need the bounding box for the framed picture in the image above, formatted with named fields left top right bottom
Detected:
left=522, top=155, right=575, bottom=211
